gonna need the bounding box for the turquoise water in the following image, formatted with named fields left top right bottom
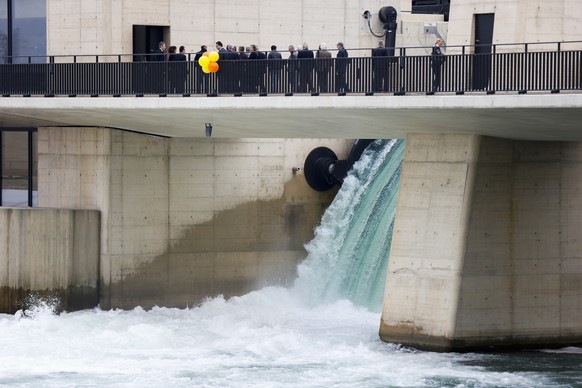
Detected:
left=0, top=139, right=581, bottom=387
left=295, top=139, right=404, bottom=311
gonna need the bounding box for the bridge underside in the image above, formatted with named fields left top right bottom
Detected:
left=0, top=94, right=581, bottom=140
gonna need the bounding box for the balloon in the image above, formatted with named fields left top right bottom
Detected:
left=203, top=52, right=210, bottom=57
left=209, top=51, right=219, bottom=62
left=202, top=65, right=210, bottom=74
left=198, top=56, right=209, bottom=67
left=209, top=62, right=219, bottom=72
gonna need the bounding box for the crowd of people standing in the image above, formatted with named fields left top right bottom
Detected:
left=149, top=39, right=444, bottom=95
left=149, top=40, right=357, bottom=94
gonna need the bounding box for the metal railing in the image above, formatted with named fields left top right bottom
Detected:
left=0, top=41, right=580, bottom=97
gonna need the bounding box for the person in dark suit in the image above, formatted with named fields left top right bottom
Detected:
left=194, top=45, right=208, bottom=94
left=316, top=43, right=332, bottom=93
left=151, top=41, right=166, bottom=93
left=431, top=39, right=445, bottom=91
left=215, top=41, right=227, bottom=53
left=169, top=45, right=187, bottom=94
left=248, top=44, right=267, bottom=93
left=152, top=41, right=166, bottom=62
left=220, top=44, right=240, bottom=93
left=194, top=45, right=207, bottom=61
left=238, top=46, right=248, bottom=59
left=268, top=45, right=283, bottom=93
left=297, top=42, right=314, bottom=92
left=175, top=45, right=187, bottom=61
left=287, top=45, right=298, bottom=93
left=372, top=41, right=389, bottom=92
left=335, top=42, right=350, bottom=93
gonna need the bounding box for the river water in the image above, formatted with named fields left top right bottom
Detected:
left=1, top=140, right=581, bottom=387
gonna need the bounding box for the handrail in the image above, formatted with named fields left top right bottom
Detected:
left=0, top=42, right=580, bottom=97
left=1, top=40, right=582, bottom=64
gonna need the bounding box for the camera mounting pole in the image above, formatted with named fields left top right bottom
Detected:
left=379, top=6, right=398, bottom=57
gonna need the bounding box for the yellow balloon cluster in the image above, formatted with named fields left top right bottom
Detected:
left=198, top=51, right=220, bottom=73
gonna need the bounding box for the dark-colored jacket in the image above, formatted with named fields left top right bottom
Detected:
left=194, top=48, right=207, bottom=61
left=223, top=51, right=240, bottom=60
left=337, top=47, right=348, bottom=59
left=152, top=48, right=165, bottom=62
left=372, top=47, right=388, bottom=57
left=170, top=53, right=187, bottom=61
left=268, top=50, right=282, bottom=60
left=297, top=49, right=314, bottom=59
left=249, top=51, right=267, bottom=60
left=431, top=45, right=445, bottom=65
left=336, top=47, right=349, bottom=71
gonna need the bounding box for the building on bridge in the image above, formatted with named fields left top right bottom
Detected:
left=1, top=0, right=582, bottom=351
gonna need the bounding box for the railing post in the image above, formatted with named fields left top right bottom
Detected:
left=396, top=47, right=405, bottom=95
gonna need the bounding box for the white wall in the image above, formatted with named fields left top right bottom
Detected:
left=46, top=0, right=582, bottom=60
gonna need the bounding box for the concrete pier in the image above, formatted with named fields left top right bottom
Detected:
left=380, top=134, right=582, bottom=351
left=0, top=208, right=100, bottom=313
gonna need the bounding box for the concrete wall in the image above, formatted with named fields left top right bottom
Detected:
left=45, top=0, right=582, bottom=61
left=447, top=0, right=582, bottom=51
left=38, top=127, right=350, bottom=309
left=380, top=134, right=582, bottom=351
left=47, top=0, right=382, bottom=58
left=0, top=208, right=100, bottom=313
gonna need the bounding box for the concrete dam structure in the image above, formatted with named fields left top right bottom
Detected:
left=1, top=0, right=582, bottom=351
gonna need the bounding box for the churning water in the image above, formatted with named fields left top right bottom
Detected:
left=1, top=140, right=581, bottom=387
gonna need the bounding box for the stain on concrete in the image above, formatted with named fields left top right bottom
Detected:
left=103, top=177, right=338, bottom=310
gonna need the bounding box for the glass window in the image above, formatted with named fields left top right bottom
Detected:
left=0, top=0, right=7, bottom=63
left=1, top=130, right=37, bottom=207
left=12, top=0, right=46, bottom=63
left=412, top=0, right=450, bottom=22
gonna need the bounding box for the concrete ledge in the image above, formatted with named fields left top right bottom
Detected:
left=1, top=94, right=581, bottom=140
left=379, top=322, right=582, bottom=352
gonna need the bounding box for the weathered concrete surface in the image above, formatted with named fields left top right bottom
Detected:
left=380, top=134, right=582, bottom=351
left=44, top=0, right=581, bottom=58
left=37, top=127, right=350, bottom=309
left=0, top=208, right=100, bottom=313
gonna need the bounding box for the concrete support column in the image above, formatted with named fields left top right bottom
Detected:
left=380, top=133, right=480, bottom=350
left=380, top=134, right=582, bottom=351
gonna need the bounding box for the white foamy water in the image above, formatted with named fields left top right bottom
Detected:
left=1, top=141, right=581, bottom=387
left=2, top=288, right=578, bottom=387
